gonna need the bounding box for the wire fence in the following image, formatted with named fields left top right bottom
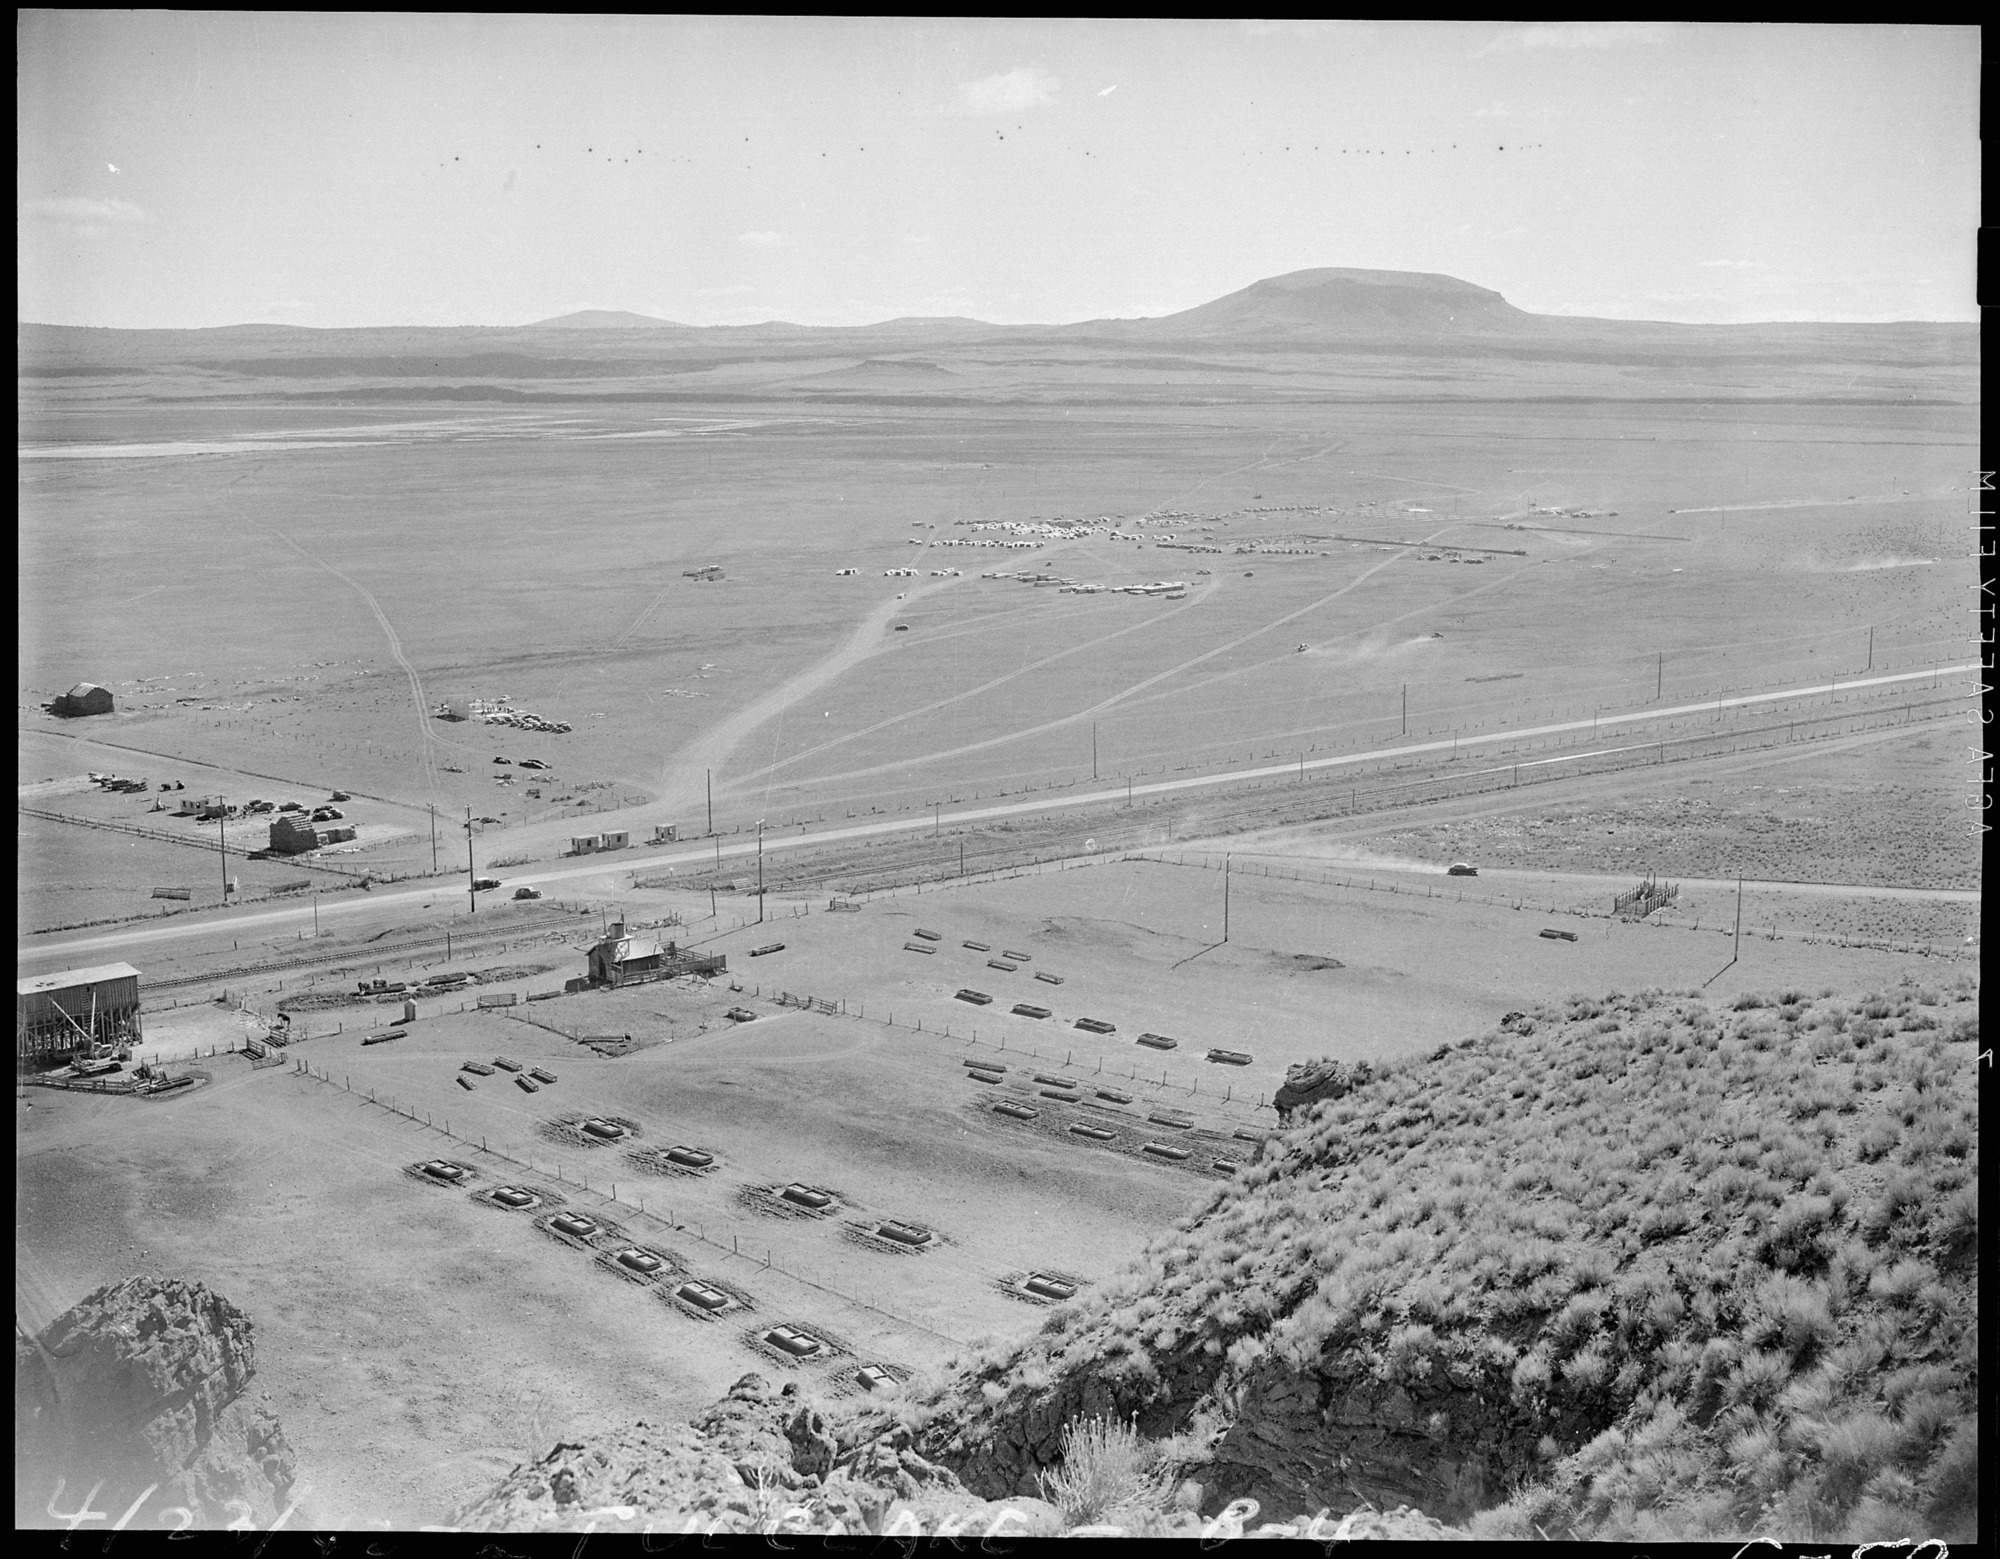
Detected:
left=1127, top=853, right=1973, bottom=961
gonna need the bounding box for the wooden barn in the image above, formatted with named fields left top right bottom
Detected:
left=53, top=682, right=114, bottom=717
left=17, top=963, right=143, bottom=1064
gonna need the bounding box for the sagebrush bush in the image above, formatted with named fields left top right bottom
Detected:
left=924, top=983, right=1978, bottom=1545
left=1038, top=1414, right=1165, bottom=1527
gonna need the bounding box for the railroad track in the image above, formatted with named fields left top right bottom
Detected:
left=137, top=909, right=587, bottom=997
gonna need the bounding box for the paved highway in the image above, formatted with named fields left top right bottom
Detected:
left=20, top=662, right=1976, bottom=965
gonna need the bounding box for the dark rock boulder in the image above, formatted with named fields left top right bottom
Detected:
left=1273, top=1057, right=1373, bottom=1120
left=15, top=1275, right=298, bottom=1529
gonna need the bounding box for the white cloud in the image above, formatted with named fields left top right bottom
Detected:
left=1476, top=23, right=1673, bottom=55
left=737, top=231, right=795, bottom=248
left=955, top=67, right=1058, bottom=115
left=21, top=195, right=147, bottom=225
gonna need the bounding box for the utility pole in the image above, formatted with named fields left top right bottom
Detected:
left=1656, top=653, right=1663, bottom=702
left=465, top=807, right=476, bottom=914
left=312, top=893, right=319, bottom=937
left=1866, top=626, right=1873, bottom=672
left=756, top=819, right=765, bottom=924
left=1222, top=853, right=1231, bottom=943
left=217, top=799, right=229, bottom=900
left=959, top=840, right=965, bottom=876
left=429, top=804, right=438, bottom=872
left=1733, top=876, right=1744, bottom=962
left=706, top=769, right=713, bottom=836
left=934, top=802, right=941, bottom=837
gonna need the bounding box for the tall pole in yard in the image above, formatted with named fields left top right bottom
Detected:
left=217, top=800, right=229, bottom=900
left=465, top=807, right=476, bottom=914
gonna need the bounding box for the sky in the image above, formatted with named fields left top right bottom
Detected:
left=16, top=17, right=1982, bottom=329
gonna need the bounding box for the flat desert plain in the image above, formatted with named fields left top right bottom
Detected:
left=18, top=390, right=1977, bottom=915
left=17, top=296, right=1981, bottom=1527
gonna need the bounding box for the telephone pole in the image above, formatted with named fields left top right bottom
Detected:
left=429, top=804, right=438, bottom=872
left=1222, top=853, right=1231, bottom=943
left=465, top=807, right=476, bottom=914
left=756, top=819, right=766, bottom=924
left=217, top=799, right=229, bottom=900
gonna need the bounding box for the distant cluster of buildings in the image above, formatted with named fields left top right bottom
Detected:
left=433, top=697, right=572, bottom=734
left=980, top=570, right=1186, bottom=599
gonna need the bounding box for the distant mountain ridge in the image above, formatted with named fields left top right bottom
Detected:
left=18, top=267, right=1979, bottom=389
left=1077, top=268, right=1539, bottom=340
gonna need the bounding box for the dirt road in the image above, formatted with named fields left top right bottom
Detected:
left=22, top=663, right=1976, bottom=966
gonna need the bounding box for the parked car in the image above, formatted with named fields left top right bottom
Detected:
left=329, top=791, right=352, bottom=802
left=1447, top=862, right=1478, bottom=877
left=512, top=886, right=542, bottom=900
left=519, top=758, right=549, bottom=770
left=473, top=877, right=502, bottom=890
left=278, top=801, right=304, bottom=812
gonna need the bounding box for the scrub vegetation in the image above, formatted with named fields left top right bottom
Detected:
left=903, top=975, right=1979, bottom=1542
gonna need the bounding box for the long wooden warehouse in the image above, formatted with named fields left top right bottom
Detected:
left=16, top=963, right=143, bottom=1064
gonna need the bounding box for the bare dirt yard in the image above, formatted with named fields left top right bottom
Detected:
left=16, top=850, right=1958, bottom=1525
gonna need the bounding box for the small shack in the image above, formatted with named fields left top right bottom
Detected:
left=53, top=683, right=114, bottom=718
left=585, top=922, right=725, bottom=988
left=17, top=963, right=143, bottom=1064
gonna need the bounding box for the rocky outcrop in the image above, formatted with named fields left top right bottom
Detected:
left=1273, top=1057, right=1373, bottom=1120
left=15, top=1276, right=298, bottom=1529
left=1201, top=1366, right=1509, bottom=1524
left=453, top=1373, right=1037, bottom=1534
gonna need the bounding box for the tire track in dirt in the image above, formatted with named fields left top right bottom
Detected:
left=254, top=526, right=447, bottom=804
left=789, top=533, right=1484, bottom=789
left=656, top=581, right=956, bottom=817
left=731, top=577, right=1224, bottom=787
